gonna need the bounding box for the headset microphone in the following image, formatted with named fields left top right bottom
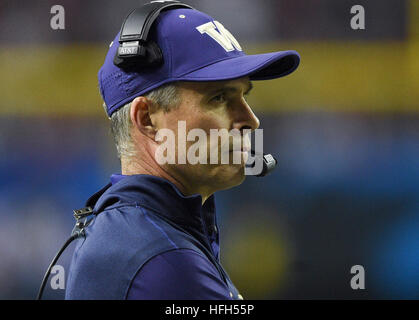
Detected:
left=246, top=150, right=278, bottom=177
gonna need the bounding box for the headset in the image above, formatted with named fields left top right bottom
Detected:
left=114, top=0, right=194, bottom=70
left=37, top=0, right=277, bottom=300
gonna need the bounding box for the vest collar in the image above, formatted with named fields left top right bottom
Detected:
left=86, top=174, right=218, bottom=242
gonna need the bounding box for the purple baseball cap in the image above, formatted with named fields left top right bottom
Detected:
left=99, top=7, right=300, bottom=117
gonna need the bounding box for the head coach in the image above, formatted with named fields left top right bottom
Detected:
left=65, top=1, right=300, bottom=300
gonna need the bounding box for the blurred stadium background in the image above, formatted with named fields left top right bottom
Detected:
left=0, top=0, right=418, bottom=299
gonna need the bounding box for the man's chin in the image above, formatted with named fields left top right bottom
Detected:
left=215, top=163, right=247, bottom=190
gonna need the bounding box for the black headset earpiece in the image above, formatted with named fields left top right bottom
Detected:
left=114, top=0, right=193, bottom=71
left=114, top=39, right=163, bottom=70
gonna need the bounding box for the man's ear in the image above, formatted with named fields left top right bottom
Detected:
left=130, top=97, right=157, bottom=140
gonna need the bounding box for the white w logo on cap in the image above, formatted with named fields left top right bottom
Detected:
left=196, top=21, right=242, bottom=52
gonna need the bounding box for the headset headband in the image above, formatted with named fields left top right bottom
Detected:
left=114, top=1, right=193, bottom=69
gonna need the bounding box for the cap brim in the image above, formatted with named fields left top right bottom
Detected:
left=177, top=50, right=300, bottom=81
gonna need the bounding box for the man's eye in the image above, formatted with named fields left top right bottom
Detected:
left=211, top=93, right=226, bottom=103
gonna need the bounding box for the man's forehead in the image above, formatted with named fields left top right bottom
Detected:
left=179, top=77, right=252, bottom=94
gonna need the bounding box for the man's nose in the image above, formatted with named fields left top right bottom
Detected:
left=231, top=99, right=260, bottom=132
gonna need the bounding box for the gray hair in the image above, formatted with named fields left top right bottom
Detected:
left=104, top=82, right=180, bottom=159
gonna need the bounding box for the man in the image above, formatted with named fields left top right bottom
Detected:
left=65, top=2, right=299, bottom=300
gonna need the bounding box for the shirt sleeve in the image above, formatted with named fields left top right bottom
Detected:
left=126, top=248, right=233, bottom=300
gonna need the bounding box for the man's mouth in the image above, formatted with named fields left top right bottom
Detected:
left=229, top=140, right=251, bottom=153
left=230, top=146, right=250, bottom=153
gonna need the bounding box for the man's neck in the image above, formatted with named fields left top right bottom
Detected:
left=121, top=157, right=211, bottom=205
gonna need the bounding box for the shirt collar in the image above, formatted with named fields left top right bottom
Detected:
left=110, top=173, right=126, bottom=186
left=90, top=174, right=218, bottom=243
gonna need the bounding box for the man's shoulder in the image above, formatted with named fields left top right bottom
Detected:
left=73, top=204, right=201, bottom=268
left=88, top=204, right=195, bottom=245
left=65, top=205, right=205, bottom=299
